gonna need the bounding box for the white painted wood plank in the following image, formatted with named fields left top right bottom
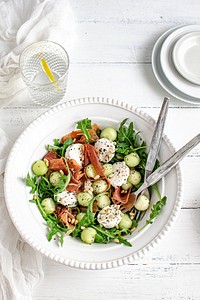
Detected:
left=66, top=0, right=200, bottom=64
left=70, top=0, right=200, bottom=24
left=68, top=22, right=187, bottom=63
left=4, top=64, right=200, bottom=108
left=33, top=262, right=200, bottom=299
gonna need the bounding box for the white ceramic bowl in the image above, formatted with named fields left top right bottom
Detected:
left=4, top=97, right=183, bottom=269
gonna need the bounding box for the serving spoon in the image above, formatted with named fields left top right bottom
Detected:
left=121, top=133, right=200, bottom=212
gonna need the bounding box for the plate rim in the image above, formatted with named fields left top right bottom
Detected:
left=172, top=32, right=200, bottom=85
left=160, top=27, right=200, bottom=97
left=4, top=97, right=183, bottom=270
left=152, top=25, right=200, bottom=105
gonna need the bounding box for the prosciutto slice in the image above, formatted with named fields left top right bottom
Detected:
left=61, top=130, right=82, bottom=143
left=67, top=159, right=85, bottom=181
left=61, top=124, right=99, bottom=144
left=49, top=158, right=68, bottom=174
left=76, top=129, right=99, bottom=144
left=84, top=144, right=104, bottom=177
left=43, top=150, right=58, bottom=161
left=55, top=205, right=75, bottom=231
left=66, top=177, right=82, bottom=192
left=112, top=187, right=131, bottom=204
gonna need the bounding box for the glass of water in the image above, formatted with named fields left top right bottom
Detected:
left=19, top=41, right=69, bottom=106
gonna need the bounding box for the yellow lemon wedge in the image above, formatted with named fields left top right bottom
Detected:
left=41, top=58, right=60, bottom=92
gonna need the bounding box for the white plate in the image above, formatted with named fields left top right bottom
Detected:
left=4, top=98, right=183, bottom=270
left=152, top=26, right=200, bottom=105
left=173, top=32, right=200, bottom=85
left=160, top=25, right=200, bottom=98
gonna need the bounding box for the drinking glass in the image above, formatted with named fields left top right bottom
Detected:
left=19, top=41, right=69, bottom=106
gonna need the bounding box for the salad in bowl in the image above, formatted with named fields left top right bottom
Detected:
left=26, top=117, right=166, bottom=247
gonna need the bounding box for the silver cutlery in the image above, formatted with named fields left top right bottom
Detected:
left=121, top=133, right=200, bottom=212
left=136, top=97, right=169, bottom=220
left=143, top=96, right=170, bottom=196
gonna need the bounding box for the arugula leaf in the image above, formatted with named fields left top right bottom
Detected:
left=92, top=225, right=132, bottom=246
left=118, top=236, right=132, bottom=247
left=35, top=161, right=71, bottom=198
left=92, top=225, right=116, bottom=239
left=86, top=196, right=97, bottom=224
left=95, top=232, right=107, bottom=243
left=114, top=119, right=148, bottom=164
left=77, top=118, right=92, bottom=143
left=29, top=199, right=36, bottom=203
left=26, top=161, right=71, bottom=246
left=46, top=137, right=73, bottom=157
left=131, top=219, right=138, bottom=228
left=118, top=118, right=134, bottom=146
left=34, top=191, right=69, bottom=245
left=75, top=194, right=133, bottom=247
left=26, top=173, right=37, bottom=193
left=138, top=184, right=167, bottom=232
left=53, top=174, right=71, bottom=194
left=146, top=196, right=167, bottom=225
left=73, top=195, right=101, bottom=238
left=61, top=138, right=74, bottom=157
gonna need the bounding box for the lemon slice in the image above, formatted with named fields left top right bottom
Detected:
left=41, top=58, right=60, bottom=91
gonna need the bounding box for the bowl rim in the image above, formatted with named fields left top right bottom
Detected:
left=4, top=97, right=183, bottom=270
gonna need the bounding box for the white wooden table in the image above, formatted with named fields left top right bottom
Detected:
left=1, top=0, right=200, bottom=299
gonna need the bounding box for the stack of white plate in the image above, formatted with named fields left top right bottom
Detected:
left=152, top=25, right=200, bottom=104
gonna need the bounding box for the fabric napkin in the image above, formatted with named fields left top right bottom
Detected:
left=0, top=129, right=43, bottom=300
left=0, top=0, right=75, bottom=108
left=0, top=0, right=75, bottom=299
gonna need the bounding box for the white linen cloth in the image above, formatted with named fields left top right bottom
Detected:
left=0, top=0, right=75, bottom=108
left=0, top=0, right=75, bottom=299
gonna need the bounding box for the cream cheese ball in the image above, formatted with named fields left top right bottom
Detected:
left=94, top=138, right=115, bottom=163
left=109, top=161, right=130, bottom=187
left=97, top=205, right=122, bottom=229
left=65, top=143, right=84, bottom=167
left=54, top=191, right=77, bottom=207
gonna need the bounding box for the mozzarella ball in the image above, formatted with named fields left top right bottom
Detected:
left=97, top=205, right=122, bottom=229
left=54, top=191, right=77, bottom=207
left=65, top=143, right=84, bottom=166
left=109, top=161, right=130, bottom=187
left=94, top=138, right=115, bottom=163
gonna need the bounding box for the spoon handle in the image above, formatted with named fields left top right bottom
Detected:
left=144, top=133, right=200, bottom=189
left=145, top=97, right=169, bottom=180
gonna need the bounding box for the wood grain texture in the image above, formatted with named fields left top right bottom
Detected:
left=1, top=0, right=200, bottom=299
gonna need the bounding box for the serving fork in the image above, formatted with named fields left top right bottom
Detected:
left=121, top=133, right=200, bottom=212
